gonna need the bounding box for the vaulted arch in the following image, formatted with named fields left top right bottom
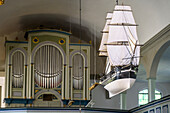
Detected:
left=141, top=25, right=170, bottom=79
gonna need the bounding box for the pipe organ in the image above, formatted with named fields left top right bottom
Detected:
left=5, top=29, right=91, bottom=107
left=73, top=54, right=84, bottom=90
left=12, top=51, right=24, bottom=88
left=34, top=45, right=62, bottom=89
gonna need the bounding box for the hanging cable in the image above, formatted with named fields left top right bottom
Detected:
left=68, top=0, right=72, bottom=33
left=79, top=0, right=82, bottom=111
left=116, top=0, right=118, bottom=5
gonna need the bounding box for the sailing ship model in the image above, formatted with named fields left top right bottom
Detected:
left=98, top=4, right=140, bottom=98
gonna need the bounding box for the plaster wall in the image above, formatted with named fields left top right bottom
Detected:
left=140, top=25, right=170, bottom=79
left=91, top=81, right=170, bottom=110
left=126, top=82, right=170, bottom=109
left=126, top=81, right=170, bottom=109
left=0, top=76, right=5, bottom=108
left=91, top=85, right=120, bottom=109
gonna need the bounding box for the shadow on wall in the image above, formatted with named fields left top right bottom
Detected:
left=19, top=14, right=93, bottom=43
left=19, top=13, right=105, bottom=75
left=136, top=64, right=147, bottom=82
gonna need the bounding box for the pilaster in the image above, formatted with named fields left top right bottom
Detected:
left=148, top=78, right=156, bottom=102
left=120, top=91, right=126, bottom=110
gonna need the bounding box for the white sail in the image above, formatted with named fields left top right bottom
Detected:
left=107, top=5, right=140, bottom=66
left=99, top=13, right=112, bottom=56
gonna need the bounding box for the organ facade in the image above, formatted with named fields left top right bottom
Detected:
left=4, top=29, right=90, bottom=107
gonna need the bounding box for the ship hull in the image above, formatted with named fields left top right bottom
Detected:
left=104, top=78, right=136, bottom=98
left=101, top=69, right=137, bottom=98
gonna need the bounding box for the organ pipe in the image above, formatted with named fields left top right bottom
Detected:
left=73, top=54, right=84, bottom=90
left=34, top=45, right=62, bottom=89
left=12, top=51, right=24, bottom=88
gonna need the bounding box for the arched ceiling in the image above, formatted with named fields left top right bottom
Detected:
left=0, top=0, right=169, bottom=72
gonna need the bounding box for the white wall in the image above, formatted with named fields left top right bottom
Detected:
left=91, top=85, right=120, bottom=109
left=127, top=81, right=170, bottom=109
left=91, top=81, right=170, bottom=110
left=0, top=76, right=5, bottom=108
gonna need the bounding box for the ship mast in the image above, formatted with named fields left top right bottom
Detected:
left=116, top=0, right=118, bottom=5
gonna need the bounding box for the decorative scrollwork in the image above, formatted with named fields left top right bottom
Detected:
left=59, top=38, right=65, bottom=45
left=33, top=37, right=39, bottom=44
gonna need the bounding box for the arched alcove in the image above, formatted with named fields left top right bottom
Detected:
left=150, top=40, right=170, bottom=79
left=156, top=46, right=170, bottom=82
left=34, top=89, right=63, bottom=107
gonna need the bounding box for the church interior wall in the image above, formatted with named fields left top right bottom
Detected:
left=91, top=81, right=170, bottom=110
left=126, top=81, right=170, bottom=109
left=91, top=85, right=120, bottom=109
left=0, top=22, right=169, bottom=112
left=0, top=72, right=5, bottom=108
left=0, top=1, right=169, bottom=112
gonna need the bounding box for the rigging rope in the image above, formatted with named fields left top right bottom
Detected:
left=68, top=0, right=72, bottom=33
left=122, top=5, right=135, bottom=58
left=122, top=5, right=138, bottom=65
left=105, top=58, right=111, bottom=74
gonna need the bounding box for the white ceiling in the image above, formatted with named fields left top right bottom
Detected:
left=0, top=0, right=170, bottom=82
left=0, top=0, right=169, bottom=43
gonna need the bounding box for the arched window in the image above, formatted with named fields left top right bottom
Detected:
left=138, top=89, right=148, bottom=105
left=155, top=90, right=162, bottom=100
left=138, top=89, right=162, bottom=105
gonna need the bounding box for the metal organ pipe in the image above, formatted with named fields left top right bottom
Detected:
left=34, top=45, right=62, bottom=89
left=73, top=54, right=84, bottom=90
left=44, top=46, right=46, bottom=89
left=12, top=51, right=24, bottom=88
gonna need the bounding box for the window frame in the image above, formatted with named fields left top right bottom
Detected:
left=138, top=89, right=162, bottom=105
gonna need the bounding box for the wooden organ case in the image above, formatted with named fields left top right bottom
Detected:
left=4, top=30, right=90, bottom=107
